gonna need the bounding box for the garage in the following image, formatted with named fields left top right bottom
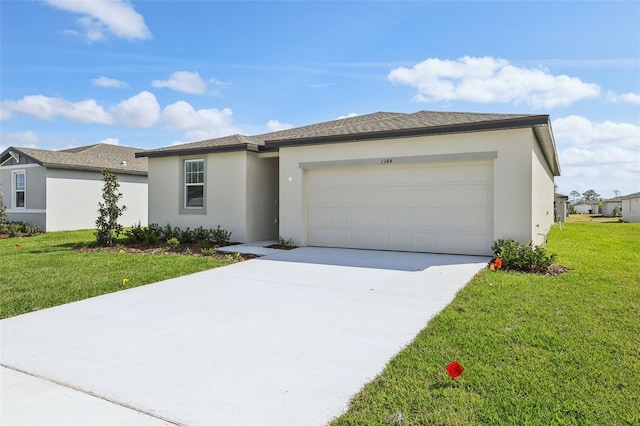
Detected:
left=305, top=159, right=494, bottom=255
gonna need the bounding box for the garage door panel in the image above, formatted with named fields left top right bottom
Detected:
left=307, top=160, right=493, bottom=255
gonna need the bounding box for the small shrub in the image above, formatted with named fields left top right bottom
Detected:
left=184, top=247, right=192, bottom=255
left=7, top=223, right=21, bottom=238
left=491, top=239, right=557, bottom=273
left=145, top=231, right=159, bottom=245
left=178, top=227, right=195, bottom=244
left=278, top=236, right=295, bottom=248
left=147, top=223, right=163, bottom=239
left=211, top=225, right=232, bottom=245
left=27, top=224, right=42, bottom=236
left=125, top=222, right=147, bottom=242
left=166, top=237, right=180, bottom=248
left=193, top=226, right=211, bottom=243
left=195, top=240, right=209, bottom=250
left=200, top=247, right=217, bottom=256
left=161, top=223, right=179, bottom=241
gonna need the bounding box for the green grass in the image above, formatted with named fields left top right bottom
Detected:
left=333, top=222, right=640, bottom=425
left=0, top=230, right=234, bottom=319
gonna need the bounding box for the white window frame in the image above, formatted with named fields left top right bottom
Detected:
left=12, top=170, right=26, bottom=209
left=184, top=159, right=205, bottom=209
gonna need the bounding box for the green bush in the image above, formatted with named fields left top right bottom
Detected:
left=166, top=237, right=180, bottom=248
left=125, top=222, right=147, bottom=242
left=193, top=226, right=211, bottom=243
left=178, top=227, right=195, bottom=244
left=491, top=239, right=557, bottom=273
left=200, top=247, right=217, bottom=256
left=145, top=231, right=159, bottom=245
left=211, top=225, right=232, bottom=245
left=27, top=224, right=42, bottom=236
left=161, top=223, right=179, bottom=241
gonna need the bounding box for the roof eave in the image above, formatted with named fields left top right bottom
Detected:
left=136, top=143, right=260, bottom=158
left=43, top=163, right=148, bottom=176
left=532, top=118, right=561, bottom=177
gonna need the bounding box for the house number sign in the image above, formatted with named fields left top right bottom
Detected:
left=380, top=158, right=393, bottom=165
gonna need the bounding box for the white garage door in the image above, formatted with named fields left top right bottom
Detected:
left=306, top=160, right=493, bottom=255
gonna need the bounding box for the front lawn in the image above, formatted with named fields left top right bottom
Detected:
left=333, top=222, right=640, bottom=425
left=0, top=230, right=235, bottom=319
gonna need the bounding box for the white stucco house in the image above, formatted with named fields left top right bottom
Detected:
left=137, top=110, right=560, bottom=256
left=0, top=144, right=148, bottom=232
left=621, top=192, right=640, bottom=223
left=573, top=202, right=599, bottom=215
left=602, top=197, right=623, bottom=217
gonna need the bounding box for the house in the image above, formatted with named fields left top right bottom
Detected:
left=0, top=144, right=148, bottom=232
left=554, top=193, right=569, bottom=222
left=602, top=197, right=623, bottom=217
left=621, top=192, right=640, bottom=223
left=573, top=202, right=599, bottom=214
left=137, top=110, right=560, bottom=256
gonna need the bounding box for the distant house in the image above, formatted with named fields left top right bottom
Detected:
left=0, top=144, right=148, bottom=232
left=554, top=193, right=569, bottom=222
left=602, top=197, right=623, bottom=217
left=573, top=201, right=600, bottom=214
left=621, top=192, right=640, bottom=223
left=137, top=110, right=560, bottom=256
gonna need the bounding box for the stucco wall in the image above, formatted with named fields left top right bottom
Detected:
left=148, top=152, right=249, bottom=241
left=1, top=164, right=47, bottom=227
left=531, top=137, right=555, bottom=245
left=279, top=127, right=538, bottom=247
left=45, top=168, right=147, bottom=232
left=622, top=197, right=640, bottom=222
left=246, top=154, right=279, bottom=241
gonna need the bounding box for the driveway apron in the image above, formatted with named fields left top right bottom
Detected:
left=1, top=248, right=488, bottom=425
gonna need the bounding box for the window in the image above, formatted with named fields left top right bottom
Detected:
left=13, top=170, right=26, bottom=208
left=184, top=159, right=204, bottom=208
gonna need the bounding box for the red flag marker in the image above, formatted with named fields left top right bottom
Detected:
left=446, top=360, right=464, bottom=378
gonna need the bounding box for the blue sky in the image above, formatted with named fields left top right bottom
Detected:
left=1, top=0, right=639, bottom=197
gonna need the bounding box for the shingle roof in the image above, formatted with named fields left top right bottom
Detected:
left=136, top=109, right=559, bottom=175
left=0, top=144, right=148, bottom=175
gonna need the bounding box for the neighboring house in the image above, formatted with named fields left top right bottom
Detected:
left=621, top=192, right=640, bottom=223
left=137, top=110, right=560, bottom=256
left=573, top=202, right=599, bottom=214
left=554, top=193, right=569, bottom=222
left=602, top=197, right=623, bottom=217
left=0, top=144, right=148, bottom=232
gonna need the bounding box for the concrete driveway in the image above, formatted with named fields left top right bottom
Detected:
left=1, top=248, right=488, bottom=425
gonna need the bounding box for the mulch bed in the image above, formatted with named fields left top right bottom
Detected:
left=74, top=242, right=257, bottom=261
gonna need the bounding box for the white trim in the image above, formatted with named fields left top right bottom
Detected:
left=184, top=159, right=205, bottom=209
left=0, top=163, right=42, bottom=170
left=11, top=169, right=26, bottom=209
left=7, top=208, right=46, bottom=214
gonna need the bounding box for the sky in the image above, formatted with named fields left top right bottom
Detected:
left=1, top=0, right=639, bottom=197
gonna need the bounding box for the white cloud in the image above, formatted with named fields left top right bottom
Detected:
left=162, top=101, right=240, bottom=141
left=97, top=137, right=119, bottom=145
left=266, top=120, right=293, bottom=131
left=0, top=130, right=40, bottom=147
left=606, top=91, right=640, bottom=104
left=93, top=76, right=128, bottom=89
left=1, top=95, right=114, bottom=124
left=152, top=71, right=207, bottom=95
left=552, top=115, right=639, bottom=149
left=337, top=113, right=360, bottom=120
left=111, top=91, right=160, bottom=128
left=388, top=56, right=601, bottom=109
left=44, top=0, right=152, bottom=41
left=552, top=115, right=640, bottom=196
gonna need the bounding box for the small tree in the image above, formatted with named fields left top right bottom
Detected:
left=95, top=169, right=126, bottom=246
left=0, top=191, right=7, bottom=225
